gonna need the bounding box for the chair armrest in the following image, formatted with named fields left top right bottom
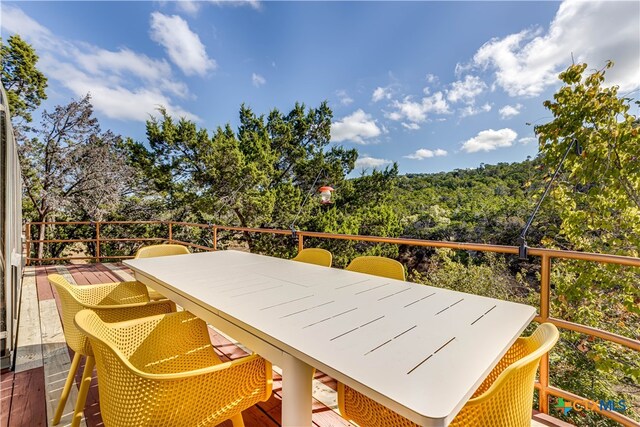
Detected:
left=79, top=281, right=151, bottom=305
left=89, top=299, right=176, bottom=323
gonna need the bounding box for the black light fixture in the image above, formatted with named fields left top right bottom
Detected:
left=518, top=137, right=582, bottom=260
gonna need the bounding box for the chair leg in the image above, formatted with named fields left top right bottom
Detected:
left=52, top=352, right=82, bottom=425
left=71, top=355, right=95, bottom=427
left=230, top=413, right=245, bottom=427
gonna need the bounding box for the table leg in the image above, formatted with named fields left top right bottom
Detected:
left=281, top=352, right=314, bottom=427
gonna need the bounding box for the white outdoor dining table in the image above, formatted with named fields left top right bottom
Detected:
left=124, top=250, right=536, bottom=427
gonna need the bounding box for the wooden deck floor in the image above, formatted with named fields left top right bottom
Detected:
left=1, top=263, right=570, bottom=427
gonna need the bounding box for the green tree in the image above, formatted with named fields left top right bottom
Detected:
left=0, top=34, right=48, bottom=124
left=536, top=61, right=639, bottom=257
left=124, top=102, right=360, bottom=251
left=536, top=62, right=640, bottom=423
left=21, top=95, right=133, bottom=258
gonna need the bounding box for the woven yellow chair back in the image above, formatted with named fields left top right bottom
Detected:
left=292, top=248, right=333, bottom=267
left=48, top=274, right=150, bottom=355
left=338, top=323, right=559, bottom=427
left=74, top=310, right=273, bottom=427
left=134, top=244, right=190, bottom=258
left=345, top=256, right=405, bottom=281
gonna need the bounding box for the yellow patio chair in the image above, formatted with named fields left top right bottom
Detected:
left=134, top=244, right=191, bottom=300
left=337, top=322, right=560, bottom=427
left=134, top=243, right=191, bottom=258
left=345, top=256, right=406, bottom=281
left=74, top=309, right=273, bottom=427
left=49, top=274, right=176, bottom=427
left=292, top=247, right=333, bottom=267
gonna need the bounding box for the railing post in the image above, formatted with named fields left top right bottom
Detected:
left=539, top=254, right=552, bottom=413
left=298, top=232, right=304, bottom=253
left=95, top=222, right=101, bottom=262
left=168, top=222, right=173, bottom=243
left=25, top=222, right=31, bottom=266
left=212, top=226, right=218, bottom=251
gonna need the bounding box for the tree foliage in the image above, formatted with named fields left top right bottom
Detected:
left=535, top=62, right=640, bottom=423
left=0, top=34, right=48, bottom=124
left=536, top=61, right=640, bottom=256
left=123, top=103, right=399, bottom=251
left=20, top=95, right=133, bottom=257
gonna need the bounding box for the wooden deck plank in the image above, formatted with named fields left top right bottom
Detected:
left=1, top=369, right=14, bottom=427
left=66, top=265, right=92, bottom=286
left=40, top=297, right=87, bottom=427
left=14, top=270, right=43, bottom=373
left=8, top=367, right=46, bottom=427
left=92, top=263, right=126, bottom=283
left=35, top=266, right=54, bottom=301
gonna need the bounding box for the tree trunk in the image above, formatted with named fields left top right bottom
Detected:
left=37, top=222, right=45, bottom=263
left=233, top=208, right=254, bottom=252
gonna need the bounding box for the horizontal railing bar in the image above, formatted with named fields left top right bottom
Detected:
left=527, top=248, right=640, bottom=267
left=97, top=238, right=166, bottom=242
left=95, top=221, right=167, bottom=226
left=215, top=225, right=293, bottom=236
left=299, top=231, right=521, bottom=254
left=26, top=221, right=93, bottom=226
left=26, top=237, right=168, bottom=244
left=169, top=222, right=212, bottom=228
left=28, top=238, right=96, bottom=244
left=28, top=256, right=97, bottom=261
left=549, top=318, right=640, bottom=351
left=96, top=255, right=135, bottom=260
left=533, top=315, right=639, bottom=351
left=26, top=220, right=167, bottom=226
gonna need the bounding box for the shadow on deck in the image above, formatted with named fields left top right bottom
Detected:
left=1, top=263, right=571, bottom=427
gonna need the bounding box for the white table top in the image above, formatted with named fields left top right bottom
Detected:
left=125, top=250, right=536, bottom=426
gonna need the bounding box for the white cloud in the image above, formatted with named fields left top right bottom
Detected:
left=0, top=6, right=52, bottom=46
left=150, top=12, right=216, bottom=77
left=472, top=0, right=640, bottom=96
left=499, top=104, right=522, bottom=119
left=355, top=156, right=391, bottom=169
left=44, top=57, right=199, bottom=122
left=447, top=75, right=487, bottom=103
left=331, top=109, right=381, bottom=144
left=175, top=0, right=262, bottom=13
left=252, top=73, right=266, bottom=87
left=175, top=1, right=202, bottom=15
left=425, top=74, right=438, bottom=84
left=462, top=128, right=518, bottom=153
left=401, top=122, right=420, bottom=130
left=1, top=6, right=199, bottom=122
left=459, top=102, right=492, bottom=118
left=388, top=92, right=450, bottom=124
left=404, top=148, right=448, bottom=160
left=372, top=86, right=393, bottom=103
left=336, top=89, right=354, bottom=105
left=210, top=0, right=262, bottom=10
left=519, top=136, right=537, bottom=145
left=74, top=48, right=189, bottom=98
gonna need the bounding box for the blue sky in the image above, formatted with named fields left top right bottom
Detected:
left=2, top=1, right=639, bottom=175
